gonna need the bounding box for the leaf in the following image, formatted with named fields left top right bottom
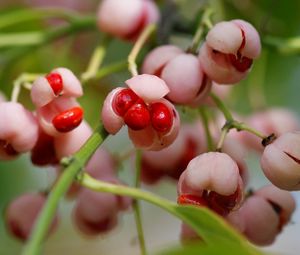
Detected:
left=158, top=240, right=264, bottom=255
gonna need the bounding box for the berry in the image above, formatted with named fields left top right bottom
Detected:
left=52, top=106, right=84, bottom=133
left=45, top=72, right=63, bottom=96
left=124, top=100, right=150, bottom=130
left=261, top=131, right=300, bottom=190
left=112, top=88, right=139, bottom=116
left=150, top=102, right=173, bottom=133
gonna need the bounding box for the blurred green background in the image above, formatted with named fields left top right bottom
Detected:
left=1, top=0, right=300, bottom=254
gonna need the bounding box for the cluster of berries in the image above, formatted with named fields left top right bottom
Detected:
left=3, top=70, right=131, bottom=241
left=2, top=0, right=299, bottom=249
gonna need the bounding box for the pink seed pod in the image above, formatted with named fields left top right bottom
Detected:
left=54, top=120, right=92, bottom=159
left=31, top=68, right=82, bottom=108
left=239, top=196, right=279, bottom=246
left=199, top=19, right=261, bottom=84
left=36, top=97, right=81, bottom=136
left=255, top=185, right=296, bottom=231
left=142, top=45, right=184, bottom=75
left=180, top=223, right=201, bottom=243
left=261, top=132, right=300, bottom=190
left=31, top=128, right=58, bottom=166
left=178, top=152, right=243, bottom=216
left=0, top=102, right=38, bottom=160
left=125, top=74, right=169, bottom=103
left=202, top=82, right=233, bottom=106
left=5, top=193, right=58, bottom=241
left=142, top=45, right=211, bottom=105
left=97, top=0, right=159, bottom=40
left=242, top=108, right=300, bottom=152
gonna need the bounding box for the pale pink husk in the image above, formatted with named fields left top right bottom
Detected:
left=31, top=76, right=55, bottom=107
left=226, top=211, right=246, bottom=233
left=161, top=53, right=207, bottom=104
left=141, top=45, right=184, bottom=75
left=199, top=43, right=248, bottom=84
left=97, top=0, right=144, bottom=38
left=239, top=196, right=279, bottom=246
left=54, top=120, right=92, bottom=159
left=183, top=152, right=240, bottom=196
left=6, top=193, right=58, bottom=241
left=255, top=185, right=296, bottom=221
left=101, top=87, right=125, bottom=135
left=232, top=19, right=261, bottom=58
left=0, top=102, right=38, bottom=159
left=125, top=74, right=169, bottom=103
left=206, top=21, right=243, bottom=54
left=53, top=67, right=83, bottom=97
left=180, top=223, right=200, bottom=242
left=37, top=97, right=80, bottom=136
left=144, top=0, right=160, bottom=25
left=261, top=132, right=300, bottom=190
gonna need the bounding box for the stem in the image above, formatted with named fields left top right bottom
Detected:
left=210, top=93, right=234, bottom=122
left=94, top=61, right=128, bottom=80
left=128, top=24, right=156, bottom=76
left=0, top=8, right=79, bottom=30
left=198, top=107, right=214, bottom=151
left=263, top=35, right=300, bottom=55
left=188, top=7, right=214, bottom=54
left=81, top=35, right=111, bottom=83
left=11, top=73, right=41, bottom=102
left=22, top=125, right=109, bottom=255
left=232, top=122, right=266, bottom=139
left=133, top=150, right=147, bottom=255
left=216, top=126, right=230, bottom=151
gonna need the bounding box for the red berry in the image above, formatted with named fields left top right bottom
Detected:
left=46, top=73, right=63, bottom=96
left=52, top=107, right=84, bottom=133
left=177, top=194, right=209, bottom=207
left=150, top=102, right=173, bottom=133
left=124, top=100, right=150, bottom=130
left=228, top=53, right=253, bottom=72
left=112, top=88, right=139, bottom=117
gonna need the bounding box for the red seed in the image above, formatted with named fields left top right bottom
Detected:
left=113, top=88, right=139, bottom=117
left=124, top=100, right=150, bottom=130
left=177, top=194, right=209, bottom=207
left=0, top=140, right=19, bottom=156
left=46, top=73, right=63, bottom=96
left=228, top=54, right=253, bottom=72
left=52, top=107, right=84, bottom=133
left=150, top=102, right=173, bottom=133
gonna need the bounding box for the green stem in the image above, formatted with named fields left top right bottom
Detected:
left=232, top=122, right=266, bottom=139
left=94, top=61, right=128, bottom=80
left=216, top=126, right=230, bottom=151
left=210, top=93, right=234, bottom=122
left=128, top=24, right=156, bottom=76
left=263, top=35, right=300, bottom=55
left=81, top=35, right=112, bottom=83
left=133, top=150, right=147, bottom=255
left=198, top=107, right=214, bottom=151
left=22, top=125, right=109, bottom=255
left=188, top=7, right=214, bottom=54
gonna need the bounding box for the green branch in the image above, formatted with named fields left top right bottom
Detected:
left=22, top=125, right=109, bottom=255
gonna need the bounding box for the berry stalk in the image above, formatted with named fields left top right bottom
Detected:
left=22, top=125, right=109, bottom=255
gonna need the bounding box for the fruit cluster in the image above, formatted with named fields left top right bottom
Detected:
left=1, top=0, right=299, bottom=251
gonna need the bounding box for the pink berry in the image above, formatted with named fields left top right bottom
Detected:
left=0, top=102, right=38, bottom=160
left=261, top=131, right=300, bottom=190
left=97, top=0, right=159, bottom=40
left=199, top=20, right=261, bottom=84
left=5, top=193, right=58, bottom=241
left=31, top=68, right=83, bottom=108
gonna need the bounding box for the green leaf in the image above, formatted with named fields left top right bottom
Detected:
left=158, top=240, right=264, bottom=255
